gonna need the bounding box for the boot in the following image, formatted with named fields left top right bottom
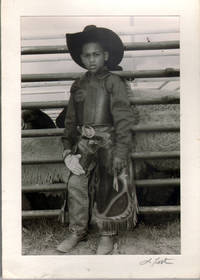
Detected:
left=96, top=235, right=114, bottom=255
left=56, top=232, right=87, bottom=253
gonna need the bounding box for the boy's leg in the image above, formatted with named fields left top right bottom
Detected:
left=95, top=146, right=117, bottom=254
left=57, top=173, right=89, bottom=253
left=68, top=174, right=89, bottom=234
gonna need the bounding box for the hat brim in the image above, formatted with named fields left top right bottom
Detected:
left=66, top=27, right=124, bottom=69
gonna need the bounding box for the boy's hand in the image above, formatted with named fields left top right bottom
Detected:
left=64, top=154, right=85, bottom=175
left=113, top=157, right=126, bottom=173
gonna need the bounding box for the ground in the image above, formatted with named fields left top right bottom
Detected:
left=22, top=215, right=180, bottom=255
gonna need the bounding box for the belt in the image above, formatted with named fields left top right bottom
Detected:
left=77, top=125, right=113, bottom=148
left=77, top=125, right=113, bottom=139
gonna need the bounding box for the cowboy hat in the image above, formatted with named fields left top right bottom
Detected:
left=66, top=25, right=124, bottom=69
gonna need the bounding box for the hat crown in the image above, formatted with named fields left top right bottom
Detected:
left=83, top=25, right=97, bottom=32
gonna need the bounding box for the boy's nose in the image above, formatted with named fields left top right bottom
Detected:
left=89, top=55, right=95, bottom=63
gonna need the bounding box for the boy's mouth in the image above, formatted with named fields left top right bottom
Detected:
left=89, top=65, right=96, bottom=69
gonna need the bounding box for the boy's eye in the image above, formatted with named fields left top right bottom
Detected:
left=81, top=52, right=101, bottom=58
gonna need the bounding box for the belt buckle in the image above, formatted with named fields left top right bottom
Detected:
left=82, top=125, right=95, bottom=138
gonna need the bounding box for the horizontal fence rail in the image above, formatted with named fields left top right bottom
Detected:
left=21, top=77, right=180, bottom=89
left=132, top=151, right=180, bottom=159
left=135, top=178, right=180, bottom=187
left=22, top=151, right=180, bottom=165
left=22, top=29, right=179, bottom=41
left=22, top=210, right=61, bottom=219
left=22, top=92, right=180, bottom=109
left=22, top=205, right=180, bottom=219
left=22, top=179, right=180, bottom=193
left=21, top=69, right=180, bottom=83
left=22, top=53, right=180, bottom=64
left=139, top=206, right=180, bottom=214
left=22, top=124, right=180, bottom=138
left=21, top=41, right=180, bottom=55
left=23, top=183, right=66, bottom=193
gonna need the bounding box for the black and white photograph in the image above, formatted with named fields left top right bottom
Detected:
left=2, top=0, right=200, bottom=278
left=21, top=16, right=180, bottom=256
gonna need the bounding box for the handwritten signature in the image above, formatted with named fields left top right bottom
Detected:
left=139, top=257, right=174, bottom=266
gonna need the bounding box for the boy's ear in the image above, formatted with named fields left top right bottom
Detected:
left=104, top=51, right=109, bottom=61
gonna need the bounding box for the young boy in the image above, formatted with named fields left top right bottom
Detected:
left=57, top=25, right=138, bottom=254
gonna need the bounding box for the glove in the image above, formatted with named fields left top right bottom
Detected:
left=64, top=154, right=85, bottom=176
left=113, top=157, right=126, bottom=174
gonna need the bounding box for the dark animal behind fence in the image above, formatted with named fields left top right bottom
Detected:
left=22, top=109, right=56, bottom=129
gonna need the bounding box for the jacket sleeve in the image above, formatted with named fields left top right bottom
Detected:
left=61, top=80, right=79, bottom=151
left=106, top=74, right=134, bottom=160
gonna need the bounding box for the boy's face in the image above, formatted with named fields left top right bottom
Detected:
left=80, top=42, right=109, bottom=73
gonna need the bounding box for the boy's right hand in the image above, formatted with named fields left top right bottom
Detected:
left=64, top=154, right=85, bottom=175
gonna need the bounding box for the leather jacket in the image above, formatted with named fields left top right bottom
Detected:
left=62, top=67, right=134, bottom=160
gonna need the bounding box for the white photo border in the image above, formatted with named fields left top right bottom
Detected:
left=2, top=0, right=200, bottom=278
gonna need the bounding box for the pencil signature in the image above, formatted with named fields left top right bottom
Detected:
left=139, top=257, right=174, bottom=266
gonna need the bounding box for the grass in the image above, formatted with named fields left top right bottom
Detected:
left=22, top=216, right=180, bottom=255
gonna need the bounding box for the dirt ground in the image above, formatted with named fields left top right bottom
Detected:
left=22, top=215, right=180, bottom=255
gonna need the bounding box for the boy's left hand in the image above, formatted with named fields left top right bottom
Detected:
left=64, top=154, right=85, bottom=175
left=113, top=157, right=126, bottom=173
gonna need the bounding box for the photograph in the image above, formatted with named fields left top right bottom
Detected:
left=21, top=16, right=180, bottom=256
left=2, top=0, right=200, bottom=278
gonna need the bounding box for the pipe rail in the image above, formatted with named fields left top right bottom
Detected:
left=22, top=69, right=180, bottom=83
left=22, top=151, right=180, bottom=165
left=22, top=123, right=180, bottom=138
left=132, top=151, right=180, bottom=159
left=22, top=93, right=180, bottom=109
left=22, top=179, right=180, bottom=193
left=21, top=41, right=180, bottom=55
left=21, top=77, right=180, bottom=89
left=22, top=205, right=180, bottom=219
left=22, top=30, right=179, bottom=41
